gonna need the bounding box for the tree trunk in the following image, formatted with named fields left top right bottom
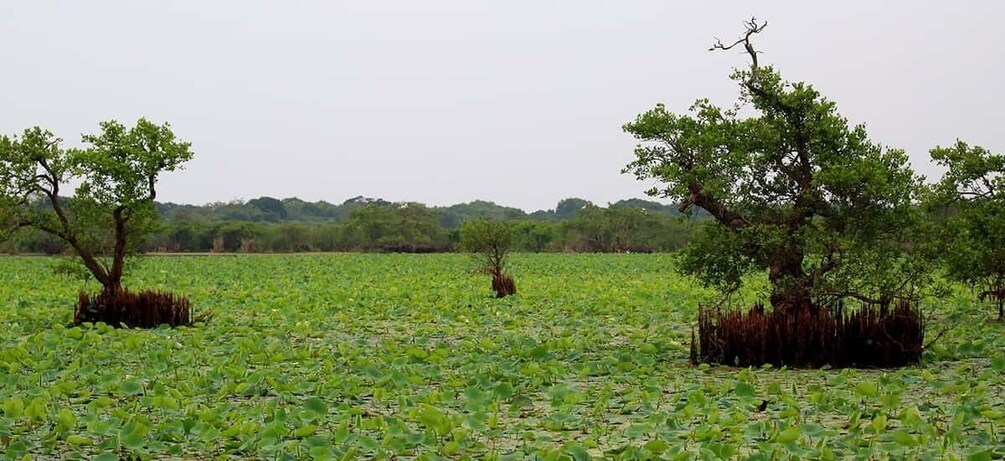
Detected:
left=101, top=206, right=129, bottom=296
left=768, top=245, right=813, bottom=314
left=997, top=279, right=1005, bottom=321
left=39, top=182, right=123, bottom=296
left=78, top=248, right=120, bottom=297
left=102, top=276, right=123, bottom=297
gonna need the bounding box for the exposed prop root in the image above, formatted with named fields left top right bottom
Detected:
left=491, top=274, right=516, bottom=298
left=692, top=300, right=924, bottom=368
left=75, top=289, right=193, bottom=328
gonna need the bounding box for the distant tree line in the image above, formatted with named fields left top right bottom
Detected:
left=0, top=196, right=700, bottom=254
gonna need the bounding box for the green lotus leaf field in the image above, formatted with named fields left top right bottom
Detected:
left=1, top=254, right=1003, bottom=459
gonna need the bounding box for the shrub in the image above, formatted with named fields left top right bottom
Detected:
left=460, top=219, right=517, bottom=298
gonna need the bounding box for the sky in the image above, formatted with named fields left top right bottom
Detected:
left=2, top=1, right=1003, bottom=212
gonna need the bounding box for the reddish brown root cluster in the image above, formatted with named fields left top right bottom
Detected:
left=491, top=274, right=517, bottom=298
left=691, top=300, right=924, bottom=368
left=75, top=289, right=193, bottom=328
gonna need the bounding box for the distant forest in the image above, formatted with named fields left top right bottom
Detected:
left=2, top=196, right=704, bottom=254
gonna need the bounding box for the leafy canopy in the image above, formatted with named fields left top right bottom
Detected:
left=926, top=141, right=1005, bottom=317
left=0, top=119, right=193, bottom=290
left=623, top=25, right=920, bottom=307
left=460, top=219, right=514, bottom=277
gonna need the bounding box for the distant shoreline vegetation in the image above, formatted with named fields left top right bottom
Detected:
left=1, top=196, right=705, bottom=254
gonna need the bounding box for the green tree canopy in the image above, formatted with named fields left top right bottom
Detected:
left=623, top=21, right=921, bottom=310
left=927, top=141, right=1005, bottom=319
left=460, top=218, right=517, bottom=297
left=344, top=203, right=448, bottom=252
left=460, top=219, right=513, bottom=275
left=0, top=119, right=194, bottom=293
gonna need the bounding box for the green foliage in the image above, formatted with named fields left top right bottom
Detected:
left=553, top=198, right=593, bottom=220
left=927, top=141, right=1005, bottom=318
left=512, top=221, right=556, bottom=252
left=561, top=204, right=694, bottom=253
left=460, top=219, right=514, bottom=277
left=0, top=254, right=1002, bottom=458
left=344, top=203, right=449, bottom=252
left=437, top=200, right=527, bottom=228
left=0, top=119, right=193, bottom=290
left=3, top=197, right=701, bottom=255
left=678, top=224, right=761, bottom=293
left=246, top=197, right=288, bottom=221
left=623, top=34, right=922, bottom=307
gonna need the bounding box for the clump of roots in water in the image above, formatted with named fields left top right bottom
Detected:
left=491, top=272, right=517, bottom=298
left=691, top=299, right=924, bottom=368
left=75, top=289, right=195, bottom=328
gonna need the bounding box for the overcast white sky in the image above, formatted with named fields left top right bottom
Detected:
left=2, top=1, right=1003, bottom=211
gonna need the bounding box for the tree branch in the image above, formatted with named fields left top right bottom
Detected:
left=32, top=159, right=112, bottom=286
left=923, top=323, right=957, bottom=351
left=814, top=290, right=915, bottom=306
left=811, top=244, right=842, bottom=286
left=680, top=182, right=750, bottom=228
left=148, top=173, right=158, bottom=202
left=712, top=18, right=820, bottom=233
left=0, top=219, right=35, bottom=243
left=710, top=17, right=767, bottom=69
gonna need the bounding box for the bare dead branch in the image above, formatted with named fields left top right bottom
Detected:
left=710, top=17, right=767, bottom=68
